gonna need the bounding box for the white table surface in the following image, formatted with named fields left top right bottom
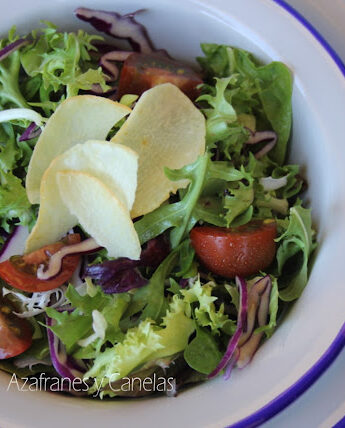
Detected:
left=262, top=1, right=345, bottom=427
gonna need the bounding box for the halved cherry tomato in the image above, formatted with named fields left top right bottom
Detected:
left=117, top=52, right=203, bottom=100
left=0, top=295, right=33, bottom=359
left=190, top=220, right=277, bottom=278
left=0, top=234, right=81, bottom=293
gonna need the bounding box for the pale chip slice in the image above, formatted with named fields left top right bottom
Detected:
left=111, top=83, right=205, bottom=217
left=56, top=170, right=141, bottom=260
left=26, top=95, right=131, bottom=204
left=25, top=141, right=138, bottom=253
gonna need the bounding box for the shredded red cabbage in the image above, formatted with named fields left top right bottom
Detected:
left=238, top=275, right=271, bottom=346
left=84, top=258, right=147, bottom=294
left=0, top=38, right=28, bottom=61
left=179, top=278, right=189, bottom=288
left=245, top=130, right=277, bottom=159
left=208, top=276, right=248, bottom=379
left=19, top=122, right=41, bottom=142
left=100, top=50, right=132, bottom=81
left=237, top=277, right=272, bottom=368
left=84, top=235, right=170, bottom=294
left=140, top=234, right=170, bottom=268
left=222, top=276, right=272, bottom=378
left=74, top=8, right=154, bottom=53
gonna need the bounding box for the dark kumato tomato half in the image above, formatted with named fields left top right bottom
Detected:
left=0, top=296, right=33, bottom=359
left=117, top=52, right=203, bottom=100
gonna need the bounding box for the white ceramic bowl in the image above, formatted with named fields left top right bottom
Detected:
left=1, top=1, right=345, bottom=427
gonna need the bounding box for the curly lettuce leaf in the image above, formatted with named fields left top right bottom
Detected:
left=0, top=28, right=29, bottom=109
left=197, top=43, right=234, bottom=78
left=197, top=76, right=237, bottom=146
left=181, top=278, right=229, bottom=333
left=155, top=295, right=195, bottom=359
left=0, top=121, right=37, bottom=231
left=0, top=123, right=18, bottom=172
left=20, top=23, right=108, bottom=108
left=224, top=179, right=254, bottom=227
left=0, top=169, right=34, bottom=231
left=84, top=319, right=162, bottom=388
left=84, top=295, right=194, bottom=388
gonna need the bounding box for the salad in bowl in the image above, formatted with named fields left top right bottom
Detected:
left=0, top=7, right=316, bottom=399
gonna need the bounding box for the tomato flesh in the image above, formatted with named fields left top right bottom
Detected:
left=117, top=52, right=203, bottom=100
left=0, top=234, right=81, bottom=293
left=190, top=220, right=277, bottom=278
left=0, top=296, right=33, bottom=359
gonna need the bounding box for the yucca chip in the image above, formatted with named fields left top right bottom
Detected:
left=25, top=141, right=138, bottom=253
left=111, top=83, right=205, bottom=217
left=56, top=171, right=141, bottom=259
left=26, top=95, right=131, bottom=204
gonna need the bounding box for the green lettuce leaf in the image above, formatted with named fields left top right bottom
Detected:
left=197, top=43, right=234, bottom=78
left=0, top=123, right=18, bottom=172
left=135, top=154, right=209, bottom=247
left=124, top=249, right=179, bottom=325
left=180, top=278, right=229, bottom=333
left=0, top=28, right=29, bottom=109
left=84, top=295, right=195, bottom=388
left=224, top=179, right=254, bottom=226
left=197, top=76, right=237, bottom=146
left=20, top=23, right=108, bottom=109
left=46, top=283, right=129, bottom=354
left=232, top=49, right=292, bottom=164
left=0, top=169, right=34, bottom=231
left=275, top=206, right=316, bottom=301
left=198, top=44, right=292, bottom=165
left=184, top=325, right=222, bottom=375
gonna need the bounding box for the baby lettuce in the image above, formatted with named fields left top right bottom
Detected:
left=198, top=43, right=293, bottom=165
left=184, top=325, right=222, bottom=375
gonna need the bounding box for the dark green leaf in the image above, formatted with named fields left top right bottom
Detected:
left=184, top=325, right=222, bottom=374
left=275, top=206, right=316, bottom=301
